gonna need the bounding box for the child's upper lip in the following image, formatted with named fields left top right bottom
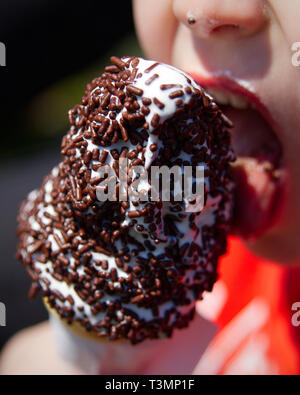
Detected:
left=189, top=71, right=279, bottom=138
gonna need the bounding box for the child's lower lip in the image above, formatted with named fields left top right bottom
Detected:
left=230, top=159, right=284, bottom=239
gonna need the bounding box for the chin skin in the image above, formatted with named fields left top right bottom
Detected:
left=133, top=0, right=300, bottom=265
left=246, top=235, right=299, bottom=265
left=246, top=171, right=300, bottom=265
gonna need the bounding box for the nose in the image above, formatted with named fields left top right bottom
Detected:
left=173, top=0, right=268, bottom=37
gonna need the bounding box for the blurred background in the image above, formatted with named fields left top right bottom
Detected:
left=0, top=0, right=143, bottom=350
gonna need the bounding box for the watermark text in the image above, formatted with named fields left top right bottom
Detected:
left=291, top=302, right=300, bottom=327
left=0, top=302, right=6, bottom=327
left=0, top=42, right=6, bottom=66
left=291, top=42, right=300, bottom=67
left=95, top=160, right=205, bottom=213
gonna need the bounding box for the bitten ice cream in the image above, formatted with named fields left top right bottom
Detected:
left=17, top=57, right=234, bottom=347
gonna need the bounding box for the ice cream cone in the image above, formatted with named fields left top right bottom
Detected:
left=43, top=298, right=113, bottom=343
left=17, top=56, right=234, bottom=372
left=45, top=301, right=163, bottom=374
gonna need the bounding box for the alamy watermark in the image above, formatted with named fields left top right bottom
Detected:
left=0, top=302, right=6, bottom=327
left=292, top=302, right=300, bottom=327
left=95, top=160, right=205, bottom=213
left=0, top=42, right=6, bottom=66
left=291, top=42, right=300, bottom=67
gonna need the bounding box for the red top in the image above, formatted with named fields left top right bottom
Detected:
left=194, top=237, right=300, bottom=374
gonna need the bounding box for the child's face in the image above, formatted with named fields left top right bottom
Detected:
left=133, top=0, right=300, bottom=264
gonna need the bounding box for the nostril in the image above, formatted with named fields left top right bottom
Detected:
left=212, top=24, right=240, bottom=34
left=174, top=0, right=269, bottom=38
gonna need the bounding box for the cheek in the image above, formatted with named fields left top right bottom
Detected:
left=271, top=0, right=300, bottom=41
left=133, top=0, right=177, bottom=63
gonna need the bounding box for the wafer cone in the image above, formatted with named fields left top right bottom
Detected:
left=44, top=298, right=161, bottom=374
left=43, top=298, right=121, bottom=343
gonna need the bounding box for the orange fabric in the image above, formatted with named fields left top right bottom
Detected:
left=210, top=237, right=300, bottom=374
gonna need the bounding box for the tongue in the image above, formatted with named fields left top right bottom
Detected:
left=231, top=158, right=279, bottom=239
left=222, top=107, right=282, bottom=239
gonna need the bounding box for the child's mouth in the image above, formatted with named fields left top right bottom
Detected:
left=191, top=75, right=285, bottom=240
